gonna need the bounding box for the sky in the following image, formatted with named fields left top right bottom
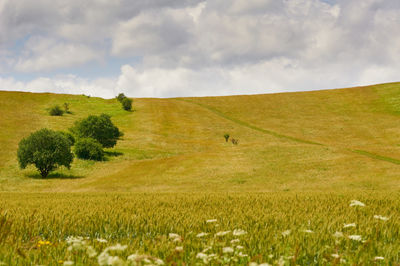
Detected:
left=0, top=0, right=399, bottom=98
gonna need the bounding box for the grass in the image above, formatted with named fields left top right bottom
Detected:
left=1, top=83, right=400, bottom=264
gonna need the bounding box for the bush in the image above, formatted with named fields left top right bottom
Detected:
left=74, top=138, right=104, bottom=161
left=49, top=105, right=64, bottom=116
left=17, top=129, right=74, bottom=178
left=70, top=114, right=122, bottom=148
left=116, top=93, right=127, bottom=103
left=224, top=134, right=230, bottom=142
left=121, top=97, right=133, bottom=111
left=58, top=131, right=75, bottom=146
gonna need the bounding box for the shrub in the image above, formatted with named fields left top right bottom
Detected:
left=70, top=114, right=122, bottom=148
left=49, top=105, right=64, bottom=116
left=121, top=97, right=133, bottom=111
left=224, top=134, right=230, bottom=142
left=58, top=131, right=75, bottom=146
left=74, top=138, right=104, bottom=161
left=231, top=138, right=239, bottom=145
left=64, top=103, right=71, bottom=114
left=116, top=93, right=127, bottom=103
left=17, top=129, right=74, bottom=178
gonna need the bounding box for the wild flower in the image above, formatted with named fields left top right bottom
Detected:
left=374, top=215, right=389, bottom=221
left=215, top=230, right=231, bottom=237
left=230, top=239, right=240, bottom=244
left=196, top=252, right=208, bottom=260
left=96, top=238, right=108, bottom=243
left=168, top=233, right=180, bottom=239
left=236, top=245, right=244, bottom=250
left=343, top=223, right=356, bottom=228
left=206, top=219, right=217, bottom=223
left=302, top=229, right=314, bottom=233
left=281, top=230, right=291, bottom=237
left=63, top=261, right=74, bottom=266
left=106, top=244, right=127, bottom=252
left=331, top=254, right=340, bottom=259
left=238, top=252, right=248, bottom=257
left=222, top=247, right=234, bottom=253
left=350, top=200, right=365, bottom=207
left=175, top=246, right=183, bottom=252
left=233, top=229, right=247, bottom=236
left=374, top=256, right=384, bottom=260
left=348, top=235, right=362, bottom=241
left=86, top=246, right=97, bottom=258
left=196, top=232, right=208, bottom=238
left=333, top=231, right=344, bottom=238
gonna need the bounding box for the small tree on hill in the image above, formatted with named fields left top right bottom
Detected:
left=49, top=105, right=64, bottom=116
left=116, top=93, right=127, bottom=103
left=17, top=129, right=74, bottom=178
left=121, top=97, right=133, bottom=111
left=70, top=114, right=122, bottom=148
left=74, top=138, right=104, bottom=161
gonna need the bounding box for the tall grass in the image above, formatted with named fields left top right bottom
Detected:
left=0, top=192, right=398, bottom=264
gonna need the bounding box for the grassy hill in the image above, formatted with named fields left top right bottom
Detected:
left=1, top=82, right=400, bottom=192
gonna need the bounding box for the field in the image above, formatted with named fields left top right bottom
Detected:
left=1, top=82, right=400, bottom=264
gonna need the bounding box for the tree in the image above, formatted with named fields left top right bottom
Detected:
left=224, top=133, right=230, bottom=142
left=74, top=138, right=104, bottom=161
left=116, top=93, right=127, bottom=103
left=70, top=114, right=122, bottom=148
left=121, top=97, right=133, bottom=111
left=49, top=105, right=64, bottom=116
left=17, top=129, right=74, bottom=178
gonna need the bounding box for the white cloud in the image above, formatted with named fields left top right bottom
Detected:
left=1, top=0, right=400, bottom=98
left=15, top=37, right=100, bottom=72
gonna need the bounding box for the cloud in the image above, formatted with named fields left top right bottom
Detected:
left=1, top=0, right=400, bottom=98
left=15, top=37, right=100, bottom=72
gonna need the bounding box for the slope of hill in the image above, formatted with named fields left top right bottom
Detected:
left=1, top=82, right=400, bottom=192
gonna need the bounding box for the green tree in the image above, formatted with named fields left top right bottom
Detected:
left=49, top=105, right=64, bottom=116
left=116, top=93, right=127, bottom=103
left=121, top=97, right=133, bottom=111
left=74, top=138, right=104, bottom=161
left=17, top=129, right=74, bottom=178
left=70, top=114, right=122, bottom=148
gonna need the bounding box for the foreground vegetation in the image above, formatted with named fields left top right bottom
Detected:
left=0, top=193, right=398, bottom=265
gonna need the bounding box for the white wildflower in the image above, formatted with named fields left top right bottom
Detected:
left=142, top=258, right=152, bottom=264
left=223, top=247, right=234, bottom=253
left=374, top=256, right=384, bottom=260
left=302, top=229, right=314, bottom=233
left=249, top=263, right=258, bottom=266
left=107, top=256, right=125, bottom=266
left=331, top=254, right=340, bottom=259
left=63, top=261, right=74, bottom=266
left=206, top=219, right=217, bottom=223
left=374, top=215, right=389, bottom=221
left=230, top=239, right=240, bottom=244
left=168, top=233, right=180, bottom=239
left=175, top=246, right=183, bottom=252
left=333, top=231, right=344, bottom=238
left=196, top=252, right=208, bottom=259
left=154, top=258, right=165, bottom=265
left=281, top=230, right=291, bottom=237
left=98, top=251, right=110, bottom=266
left=350, top=200, right=365, bottom=207
left=238, top=252, right=248, bottom=257
left=260, top=264, right=272, bottom=266
left=127, top=254, right=139, bottom=261
left=215, top=231, right=231, bottom=237
left=268, top=254, right=274, bottom=259
left=96, top=238, right=108, bottom=243
left=348, top=235, right=362, bottom=241
left=233, top=229, right=247, bottom=236
left=106, top=244, right=127, bottom=252
left=86, top=246, right=97, bottom=258
left=236, top=245, right=244, bottom=250
left=202, top=246, right=212, bottom=253
left=343, top=223, right=356, bottom=228
left=196, top=232, right=208, bottom=238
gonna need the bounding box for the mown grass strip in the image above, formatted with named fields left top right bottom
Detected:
left=352, top=149, right=400, bottom=165
left=177, top=98, right=323, bottom=146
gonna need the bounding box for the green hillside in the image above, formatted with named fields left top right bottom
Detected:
left=1, top=82, right=400, bottom=192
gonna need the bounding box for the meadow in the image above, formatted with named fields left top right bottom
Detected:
left=1, top=82, right=400, bottom=264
